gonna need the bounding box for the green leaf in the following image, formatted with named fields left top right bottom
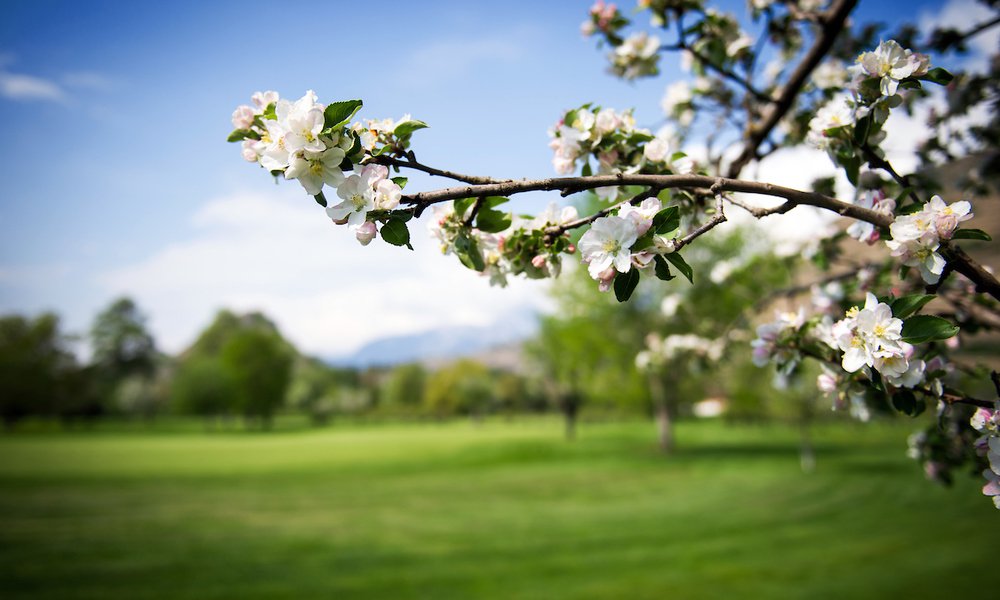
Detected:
left=313, top=191, right=328, bottom=208
left=890, top=294, right=935, bottom=319
left=843, top=155, right=860, bottom=186
left=901, top=315, right=959, bottom=344
left=391, top=177, right=408, bottom=189
left=853, top=115, right=871, bottom=146
left=260, top=102, right=276, bottom=121
left=380, top=218, right=411, bottom=248
left=454, top=198, right=476, bottom=218
left=614, top=269, right=640, bottom=302
left=897, top=202, right=924, bottom=215
left=581, top=161, right=592, bottom=177
left=632, top=232, right=654, bottom=252
left=393, top=119, right=429, bottom=138
left=663, top=252, right=693, bottom=283
left=922, top=67, right=954, bottom=86
left=653, top=255, right=675, bottom=281
left=455, top=233, right=485, bottom=272
left=324, top=99, right=364, bottom=129
left=227, top=129, right=259, bottom=142
left=652, top=206, right=680, bottom=235
left=891, top=390, right=924, bottom=416
left=476, top=207, right=512, bottom=233
left=951, top=228, right=992, bottom=241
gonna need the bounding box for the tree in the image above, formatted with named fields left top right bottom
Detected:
left=423, top=360, right=495, bottom=418
left=174, top=309, right=296, bottom=427
left=0, top=313, right=76, bottom=427
left=380, top=362, right=427, bottom=415
left=90, top=297, right=156, bottom=383
left=228, top=2, right=1000, bottom=508
left=219, top=328, right=293, bottom=428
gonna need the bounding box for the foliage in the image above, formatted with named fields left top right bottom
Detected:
left=0, top=313, right=77, bottom=425
left=227, top=0, right=1000, bottom=507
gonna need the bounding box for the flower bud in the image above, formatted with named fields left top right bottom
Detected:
left=355, top=221, right=377, bottom=246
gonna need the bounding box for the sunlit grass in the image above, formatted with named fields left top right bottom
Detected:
left=0, top=417, right=992, bottom=599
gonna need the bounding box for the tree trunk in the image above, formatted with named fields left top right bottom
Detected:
left=562, top=392, right=579, bottom=442
left=648, top=374, right=674, bottom=454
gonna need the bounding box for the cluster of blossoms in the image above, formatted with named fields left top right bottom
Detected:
left=847, top=190, right=896, bottom=245
left=580, top=1, right=628, bottom=39
left=578, top=196, right=680, bottom=291
left=688, top=9, right=753, bottom=64
left=548, top=105, right=694, bottom=199
left=427, top=201, right=578, bottom=288
left=660, top=77, right=726, bottom=128
left=829, top=293, right=924, bottom=387
left=609, top=32, right=661, bottom=79
left=751, top=292, right=956, bottom=411
left=637, top=332, right=724, bottom=370
left=229, top=91, right=422, bottom=247
left=885, top=195, right=973, bottom=284
left=808, top=40, right=934, bottom=157
left=750, top=308, right=806, bottom=374
left=971, top=404, right=1000, bottom=508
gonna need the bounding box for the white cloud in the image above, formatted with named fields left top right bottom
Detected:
left=0, top=71, right=66, bottom=102
left=920, top=0, right=999, bottom=72
left=99, top=188, right=547, bottom=357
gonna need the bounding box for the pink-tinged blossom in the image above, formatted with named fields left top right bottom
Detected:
left=251, top=90, right=279, bottom=110
left=596, top=266, right=617, bottom=293
left=847, top=190, right=895, bottom=244
left=231, top=105, right=256, bottom=130
left=971, top=405, right=999, bottom=435
left=579, top=216, right=639, bottom=279
left=924, top=195, right=973, bottom=239
left=355, top=221, right=377, bottom=246
left=750, top=308, right=805, bottom=369
left=983, top=469, right=1000, bottom=509
left=619, top=197, right=661, bottom=236
left=857, top=40, right=930, bottom=97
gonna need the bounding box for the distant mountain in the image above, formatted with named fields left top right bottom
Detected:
left=327, top=312, right=538, bottom=368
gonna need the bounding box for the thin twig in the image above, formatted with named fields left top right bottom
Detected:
left=726, top=0, right=858, bottom=178
left=371, top=155, right=510, bottom=185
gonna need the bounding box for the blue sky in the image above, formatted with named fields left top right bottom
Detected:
left=0, top=0, right=986, bottom=357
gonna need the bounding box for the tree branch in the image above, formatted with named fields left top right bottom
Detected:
left=401, top=172, right=1000, bottom=301
left=371, top=155, right=511, bottom=185
left=726, top=0, right=858, bottom=178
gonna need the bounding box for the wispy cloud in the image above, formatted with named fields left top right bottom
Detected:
left=100, top=189, right=546, bottom=356
left=0, top=71, right=66, bottom=102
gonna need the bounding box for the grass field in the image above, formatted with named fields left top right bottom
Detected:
left=0, top=417, right=993, bottom=599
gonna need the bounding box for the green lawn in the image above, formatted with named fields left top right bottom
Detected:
left=0, top=417, right=993, bottom=599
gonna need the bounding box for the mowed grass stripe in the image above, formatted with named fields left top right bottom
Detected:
left=0, top=419, right=993, bottom=599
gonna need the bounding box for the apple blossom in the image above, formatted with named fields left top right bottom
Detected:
left=579, top=215, right=639, bottom=280
left=231, top=105, right=256, bottom=130
left=326, top=169, right=377, bottom=228
left=857, top=40, right=930, bottom=97
left=355, top=221, right=377, bottom=246
left=284, top=147, right=347, bottom=196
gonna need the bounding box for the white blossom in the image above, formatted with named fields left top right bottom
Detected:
left=857, top=40, right=930, bottom=97
left=284, top=147, right=347, bottom=196
left=579, top=216, right=639, bottom=279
